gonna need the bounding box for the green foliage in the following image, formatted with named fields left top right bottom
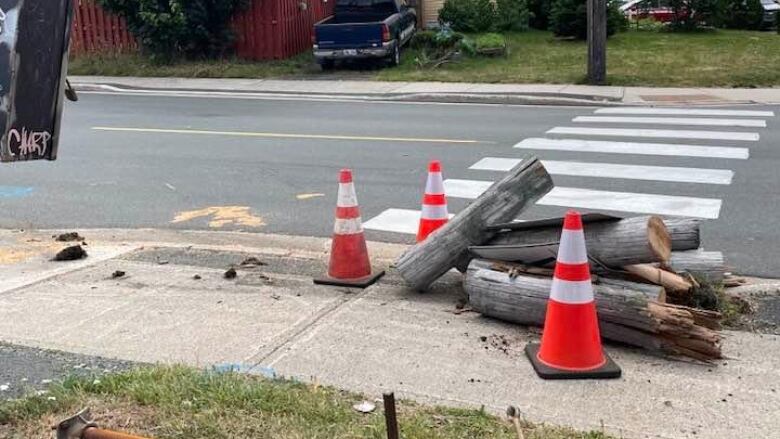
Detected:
left=439, top=0, right=497, bottom=32
left=495, top=0, right=531, bottom=31
left=97, top=0, right=248, bottom=62
left=549, top=0, right=627, bottom=39
left=719, top=0, right=766, bottom=30
left=475, top=33, right=507, bottom=50
left=528, top=0, right=553, bottom=29
left=666, top=0, right=721, bottom=31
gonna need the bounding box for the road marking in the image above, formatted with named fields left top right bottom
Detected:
left=573, top=116, right=766, bottom=128
left=0, top=186, right=34, bottom=198
left=595, top=107, right=775, bottom=117
left=92, top=126, right=485, bottom=145
left=443, top=179, right=722, bottom=218
left=547, top=127, right=760, bottom=142
left=540, top=187, right=723, bottom=219
left=171, top=206, right=266, bottom=228
left=470, top=158, right=734, bottom=185
left=296, top=193, right=325, bottom=200
left=514, top=138, right=749, bottom=160
left=363, top=208, right=454, bottom=235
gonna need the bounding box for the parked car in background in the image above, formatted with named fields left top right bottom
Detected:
left=313, top=0, right=416, bottom=70
left=760, top=0, right=780, bottom=27
left=620, top=0, right=678, bottom=22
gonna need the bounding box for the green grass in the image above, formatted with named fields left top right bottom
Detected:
left=378, top=29, right=780, bottom=87
left=0, top=366, right=613, bottom=439
left=69, top=29, right=780, bottom=87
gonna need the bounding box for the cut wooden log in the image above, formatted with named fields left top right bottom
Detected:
left=484, top=216, right=672, bottom=268
left=624, top=264, right=693, bottom=293
left=663, top=218, right=701, bottom=251
left=465, top=260, right=721, bottom=360
left=667, top=250, right=726, bottom=284
left=395, top=156, right=554, bottom=291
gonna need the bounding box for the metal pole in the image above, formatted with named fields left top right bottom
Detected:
left=587, top=0, right=607, bottom=85
left=383, top=392, right=399, bottom=439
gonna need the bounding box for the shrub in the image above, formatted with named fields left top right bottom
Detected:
left=495, top=0, right=531, bottom=31
left=98, top=0, right=247, bottom=62
left=549, top=0, right=627, bottom=40
left=719, top=0, right=765, bottom=30
left=439, top=0, right=497, bottom=32
left=475, top=32, right=508, bottom=55
left=528, top=0, right=553, bottom=29
left=666, top=0, right=720, bottom=31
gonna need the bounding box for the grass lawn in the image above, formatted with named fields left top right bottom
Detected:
left=69, top=29, right=780, bottom=87
left=0, top=366, right=611, bottom=439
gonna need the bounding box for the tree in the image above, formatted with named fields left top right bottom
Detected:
left=98, top=0, right=248, bottom=62
left=719, top=0, right=765, bottom=30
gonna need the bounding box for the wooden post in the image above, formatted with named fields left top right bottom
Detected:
left=587, top=0, right=607, bottom=85
left=383, top=393, right=399, bottom=439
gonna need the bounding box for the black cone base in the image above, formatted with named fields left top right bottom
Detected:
left=525, top=344, right=622, bottom=380
left=313, top=270, right=385, bottom=289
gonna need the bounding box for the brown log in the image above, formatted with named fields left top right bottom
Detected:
left=465, top=260, right=721, bottom=360
left=663, top=218, right=701, bottom=251
left=485, top=216, right=672, bottom=268
left=624, top=264, right=693, bottom=293
left=667, top=250, right=725, bottom=284
left=395, top=156, right=554, bottom=291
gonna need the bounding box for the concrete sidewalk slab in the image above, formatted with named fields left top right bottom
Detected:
left=71, top=75, right=780, bottom=105
left=1, top=229, right=779, bottom=439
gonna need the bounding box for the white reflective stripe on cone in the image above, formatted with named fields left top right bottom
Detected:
left=549, top=278, right=594, bottom=304
left=425, top=172, right=445, bottom=194
left=421, top=204, right=449, bottom=219
left=334, top=217, right=364, bottom=235
left=337, top=183, right=358, bottom=207
left=557, top=229, right=588, bottom=264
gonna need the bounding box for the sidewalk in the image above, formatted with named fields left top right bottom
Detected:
left=71, top=75, right=780, bottom=106
left=1, top=228, right=779, bottom=439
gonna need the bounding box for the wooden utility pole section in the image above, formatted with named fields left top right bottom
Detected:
left=587, top=0, right=607, bottom=84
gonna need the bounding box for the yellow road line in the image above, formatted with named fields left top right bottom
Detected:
left=92, top=126, right=486, bottom=144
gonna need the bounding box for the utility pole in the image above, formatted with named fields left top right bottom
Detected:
left=587, top=0, right=607, bottom=85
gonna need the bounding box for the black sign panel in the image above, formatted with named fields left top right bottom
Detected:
left=0, top=0, right=73, bottom=162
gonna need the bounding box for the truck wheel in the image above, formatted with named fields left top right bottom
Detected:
left=387, top=42, right=401, bottom=67
left=320, top=60, right=335, bottom=71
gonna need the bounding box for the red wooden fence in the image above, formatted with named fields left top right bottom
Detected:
left=70, top=0, right=334, bottom=60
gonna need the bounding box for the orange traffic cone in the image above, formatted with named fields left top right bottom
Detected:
left=417, top=160, right=449, bottom=242
left=314, top=169, right=385, bottom=288
left=525, top=210, right=621, bottom=379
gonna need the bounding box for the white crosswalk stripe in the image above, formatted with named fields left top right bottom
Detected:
left=443, top=179, right=723, bottom=219
left=573, top=116, right=766, bottom=128
left=595, top=107, right=775, bottom=117
left=363, top=106, right=771, bottom=234
left=363, top=208, right=454, bottom=234
left=548, top=127, right=760, bottom=142
left=514, top=138, right=749, bottom=160
left=470, top=158, right=734, bottom=185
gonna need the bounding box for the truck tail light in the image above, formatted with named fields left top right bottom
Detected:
left=382, top=24, right=391, bottom=42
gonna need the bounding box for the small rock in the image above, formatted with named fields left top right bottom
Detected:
left=352, top=401, right=376, bottom=413
left=47, top=396, right=56, bottom=401
left=193, top=274, right=202, bottom=280
left=271, top=293, right=281, bottom=300
left=157, top=259, right=169, bottom=265
left=112, top=270, right=126, bottom=279
left=53, top=245, right=87, bottom=261
left=20, top=378, right=28, bottom=382
left=479, top=336, right=487, bottom=342
left=41, top=379, right=52, bottom=385
left=35, top=390, right=48, bottom=396
left=93, top=379, right=101, bottom=385
left=55, top=232, right=84, bottom=242
left=664, top=401, right=672, bottom=407
left=0, top=384, right=9, bottom=392
left=224, top=268, right=237, bottom=279
left=82, top=241, right=88, bottom=246
left=239, top=257, right=267, bottom=268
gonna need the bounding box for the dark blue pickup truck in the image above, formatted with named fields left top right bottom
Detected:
left=313, top=0, right=416, bottom=69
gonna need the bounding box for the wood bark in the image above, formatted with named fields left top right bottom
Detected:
left=663, top=218, right=701, bottom=251
left=624, top=264, right=693, bottom=293
left=667, top=250, right=726, bottom=284
left=465, top=261, right=721, bottom=360
left=395, top=156, right=554, bottom=291
left=485, top=216, right=671, bottom=268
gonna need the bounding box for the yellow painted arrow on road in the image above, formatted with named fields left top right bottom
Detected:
left=171, top=206, right=266, bottom=228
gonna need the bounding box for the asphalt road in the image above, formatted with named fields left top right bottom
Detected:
left=0, top=92, right=778, bottom=277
